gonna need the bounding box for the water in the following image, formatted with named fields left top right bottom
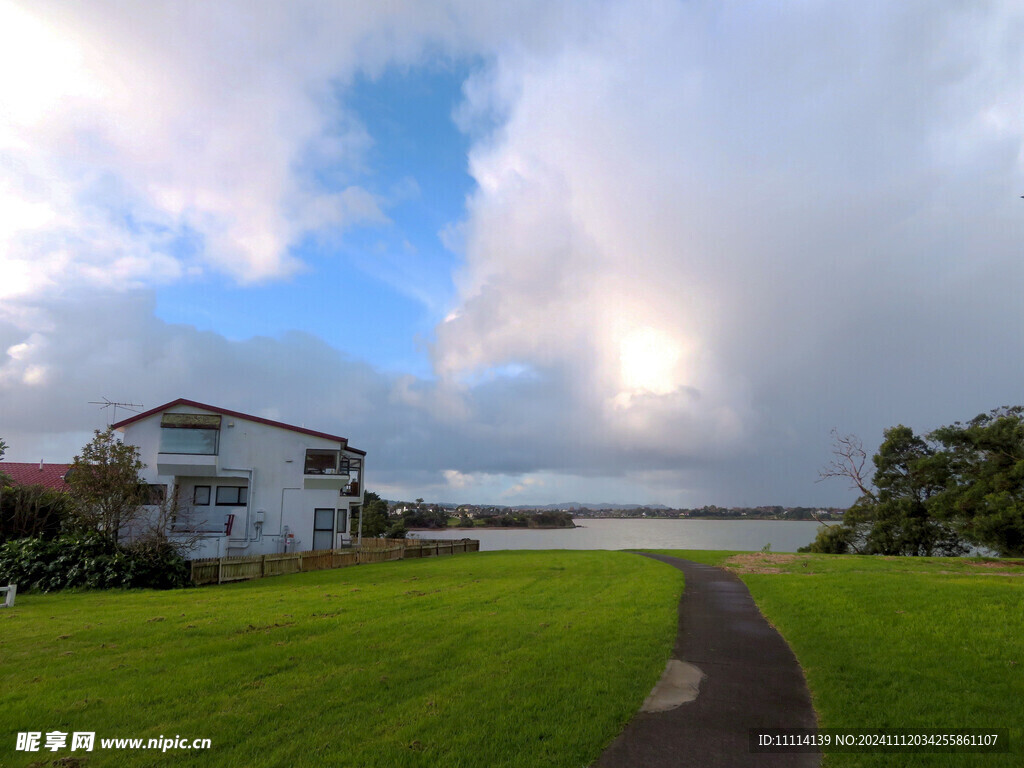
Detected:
left=411, top=518, right=827, bottom=553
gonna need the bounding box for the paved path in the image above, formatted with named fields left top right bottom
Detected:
left=594, top=554, right=820, bottom=768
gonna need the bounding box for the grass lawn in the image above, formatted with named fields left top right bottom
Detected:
left=1, top=550, right=681, bottom=768
left=654, top=550, right=1024, bottom=767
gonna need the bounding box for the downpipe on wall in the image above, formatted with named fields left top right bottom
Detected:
left=223, top=467, right=257, bottom=553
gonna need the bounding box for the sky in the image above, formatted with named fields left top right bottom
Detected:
left=1, top=0, right=1023, bottom=507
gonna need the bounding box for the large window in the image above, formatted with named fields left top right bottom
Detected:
left=193, top=486, right=211, bottom=506
left=215, top=486, right=249, bottom=506
left=159, top=413, right=221, bottom=455
left=304, top=449, right=343, bottom=475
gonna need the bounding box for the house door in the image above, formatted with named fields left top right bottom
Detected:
left=313, top=508, right=334, bottom=551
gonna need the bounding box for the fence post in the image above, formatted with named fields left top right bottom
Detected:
left=217, top=557, right=223, bottom=585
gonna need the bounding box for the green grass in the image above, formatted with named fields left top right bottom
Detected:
left=1, top=551, right=682, bottom=768
left=653, top=550, right=1024, bottom=767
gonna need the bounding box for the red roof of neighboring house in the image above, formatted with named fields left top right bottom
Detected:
left=110, top=398, right=366, bottom=455
left=1, top=462, right=72, bottom=491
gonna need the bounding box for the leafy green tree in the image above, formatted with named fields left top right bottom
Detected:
left=357, top=491, right=392, bottom=538
left=863, top=426, right=965, bottom=556
left=66, top=427, right=146, bottom=543
left=929, top=407, right=1024, bottom=557
left=402, top=505, right=447, bottom=529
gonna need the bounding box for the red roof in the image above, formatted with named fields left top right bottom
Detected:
left=110, top=398, right=366, bottom=455
left=1, top=462, right=72, bottom=491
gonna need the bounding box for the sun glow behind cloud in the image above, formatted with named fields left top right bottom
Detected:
left=617, top=325, right=684, bottom=397
left=0, top=2, right=97, bottom=125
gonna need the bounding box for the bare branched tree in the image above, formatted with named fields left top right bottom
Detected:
left=130, top=485, right=208, bottom=556
left=817, top=429, right=876, bottom=499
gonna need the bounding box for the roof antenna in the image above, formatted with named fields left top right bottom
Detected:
left=89, top=397, right=143, bottom=426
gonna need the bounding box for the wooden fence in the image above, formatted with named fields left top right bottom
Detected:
left=190, top=537, right=480, bottom=586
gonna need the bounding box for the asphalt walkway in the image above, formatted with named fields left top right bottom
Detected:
left=594, top=554, right=820, bottom=768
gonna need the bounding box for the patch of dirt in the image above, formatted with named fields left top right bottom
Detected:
left=724, top=554, right=800, bottom=574
left=967, top=560, right=1024, bottom=571
left=236, top=621, right=295, bottom=634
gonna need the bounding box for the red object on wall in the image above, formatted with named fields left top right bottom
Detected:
left=224, top=513, right=235, bottom=536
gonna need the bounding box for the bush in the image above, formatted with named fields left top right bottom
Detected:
left=799, top=524, right=853, bottom=554
left=0, top=483, right=77, bottom=542
left=0, top=532, right=191, bottom=593
left=126, top=539, right=191, bottom=590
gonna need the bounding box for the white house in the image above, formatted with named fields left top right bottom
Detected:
left=112, top=398, right=366, bottom=559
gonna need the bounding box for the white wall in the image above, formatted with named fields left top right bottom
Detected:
left=121, top=404, right=364, bottom=558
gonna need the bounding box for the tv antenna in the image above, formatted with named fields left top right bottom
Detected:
left=89, top=397, right=143, bottom=425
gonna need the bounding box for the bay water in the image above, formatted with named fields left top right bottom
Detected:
left=413, top=517, right=827, bottom=553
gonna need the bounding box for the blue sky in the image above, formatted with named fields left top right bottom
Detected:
left=1, top=1, right=1023, bottom=507
left=154, top=64, right=475, bottom=378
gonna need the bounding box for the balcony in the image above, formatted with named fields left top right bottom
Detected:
left=158, top=452, right=219, bottom=476
left=303, top=450, right=361, bottom=494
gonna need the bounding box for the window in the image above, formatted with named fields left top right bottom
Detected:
left=215, top=486, right=248, bottom=506
left=313, top=508, right=334, bottom=550
left=159, top=413, right=221, bottom=455
left=193, top=486, right=211, bottom=506
left=144, top=484, right=166, bottom=505
left=336, top=509, right=348, bottom=534
left=304, top=449, right=342, bottom=475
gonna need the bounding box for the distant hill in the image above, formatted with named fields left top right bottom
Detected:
left=509, top=502, right=671, bottom=511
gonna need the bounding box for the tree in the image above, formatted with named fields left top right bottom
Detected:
left=354, top=491, right=407, bottom=539
left=807, top=425, right=966, bottom=556
left=66, top=428, right=146, bottom=543
left=402, top=505, right=447, bottom=529
left=929, top=407, right=1024, bottom=557
left=863, top=426, right=965, bottom=556
left=358, top=491, right=390, bottom=537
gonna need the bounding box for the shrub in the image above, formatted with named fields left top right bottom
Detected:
left=0, top=531, right=191, bottom=593
left=0, top=483, right=77, bottom=542
left=126, top=539, right=191, bottom=590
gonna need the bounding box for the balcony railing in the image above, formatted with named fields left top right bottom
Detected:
left=303, top=450, right=361, bottom=495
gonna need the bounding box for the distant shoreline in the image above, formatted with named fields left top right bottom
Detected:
left=408, top=525, right=577, bottom=532
left=407, top=518, right=830, bottom=532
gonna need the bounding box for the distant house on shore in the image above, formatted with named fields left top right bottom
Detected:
left=112, top=398, right=366, bottom=559
left=0, top=462, right=72, bottom=491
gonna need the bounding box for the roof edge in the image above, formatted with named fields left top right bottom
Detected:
left=111, top=398, right=365, bottom=453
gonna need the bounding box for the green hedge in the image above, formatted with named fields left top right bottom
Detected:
left=0, top=532, right=190, bottom=592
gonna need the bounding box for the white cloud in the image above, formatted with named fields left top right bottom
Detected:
left=0, top=1, right=568, bottom=301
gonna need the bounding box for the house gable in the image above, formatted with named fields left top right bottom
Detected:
left=111, top=398, right=365, bottom=455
